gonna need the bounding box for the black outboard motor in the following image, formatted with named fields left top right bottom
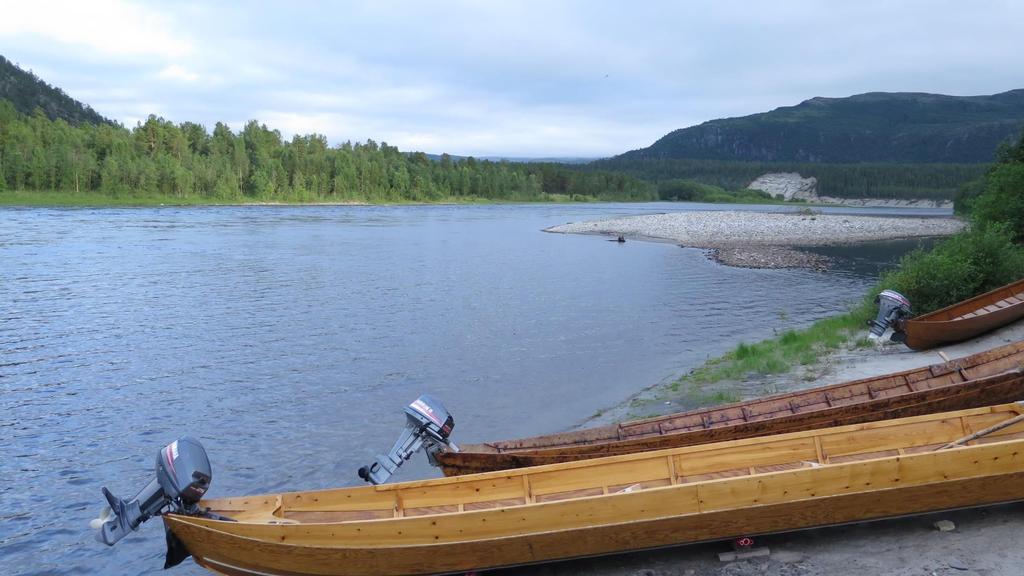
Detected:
left=358, top=394, right=459, bottom=484
left=92, top=437, right=211, bottom=546
left=867, top=289, right=912, bottom=340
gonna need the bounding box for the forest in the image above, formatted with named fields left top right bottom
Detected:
left=590, top=157, right=988, bottom=201
left=0, top=102, right=656, bottom=204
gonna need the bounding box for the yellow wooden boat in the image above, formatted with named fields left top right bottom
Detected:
left=162, top=403, right=1024, bottom=576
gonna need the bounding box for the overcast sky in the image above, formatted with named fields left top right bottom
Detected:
left=2, top=0, right=1022, bottom=157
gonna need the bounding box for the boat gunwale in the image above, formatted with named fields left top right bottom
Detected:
left=907, top=278, right=1024, bottom=323
left=170, top=433, right=1024, bottom=540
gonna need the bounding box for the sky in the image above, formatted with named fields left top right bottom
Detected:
left=2, top=0, right=1023, bottom=158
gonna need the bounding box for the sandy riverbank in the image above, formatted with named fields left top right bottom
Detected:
left=545, top=210, right=965, bottom=268
left=504, top=321, right=1024, bottom=576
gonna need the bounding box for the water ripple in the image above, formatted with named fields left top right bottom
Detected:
left=0, top=203, right=931, bottom=575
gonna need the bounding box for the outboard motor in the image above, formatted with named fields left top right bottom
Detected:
left=867, top=289, right=912, bottom=340
left=92, top=437, right=211, bottom=546
left=358, top=394, right=458, bottom=485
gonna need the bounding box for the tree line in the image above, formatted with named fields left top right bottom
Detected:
left=589, top=157, right=988, bottom=201
left=0, top=101, right=656, bottom=203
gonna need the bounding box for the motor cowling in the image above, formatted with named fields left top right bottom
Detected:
left=867, top=289, right=912, bottom=340
left=93, top=437, right=211, bottom=546
left=358, top=394, right=459, bottom=484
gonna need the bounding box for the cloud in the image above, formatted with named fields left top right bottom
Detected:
left=2, top=1, right=1023, bottom=156
left=156, top=64, right=200, bottom=83
left=0, top=0, right=192, bottom=60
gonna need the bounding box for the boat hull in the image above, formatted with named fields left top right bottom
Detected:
left=167, top=439, right=1024, bottom=576
left=899, top=278, right=1024, bottom=350
left=436, top=341, right=1024, bottom=476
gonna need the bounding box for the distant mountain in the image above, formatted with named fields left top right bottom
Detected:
left=0, top=55, right=112, bottom=126
left=618, top=90, right=1024, bottom=163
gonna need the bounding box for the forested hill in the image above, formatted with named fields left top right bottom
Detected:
left=618, top=90, right=1024, bottom=163
left=0, top=101, right=654, bottom=203
left=0, top=55, right=112, bottom=126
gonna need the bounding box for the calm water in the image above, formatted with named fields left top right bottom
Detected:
left=0, top=202, right=946, bottom=575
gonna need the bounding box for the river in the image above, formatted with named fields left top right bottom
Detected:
left=0, top=202, right=949, bottom=575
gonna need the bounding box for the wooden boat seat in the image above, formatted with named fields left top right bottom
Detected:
left=948, top=291, right=1024, bottom=321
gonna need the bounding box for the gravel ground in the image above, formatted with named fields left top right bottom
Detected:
left=493, top=502, right=1024, bottom=576
left=545, top=211, right=965, bottom=268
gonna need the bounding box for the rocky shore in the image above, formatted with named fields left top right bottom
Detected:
left=545, top=210, right=965, bottom=268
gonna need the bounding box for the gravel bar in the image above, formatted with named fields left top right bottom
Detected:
left=545, top=210, right=965, bottom=268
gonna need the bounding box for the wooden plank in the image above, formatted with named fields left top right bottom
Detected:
left=522, top=475, right=533, bottom=504
left=396, top=475, right=525, bottom=509
left=530, top=457, right=670, bottom=496
left=814, top=435, right=826, bottom=464
left=676, top=437, right=817, bottom=477
left=280, top=487, right=395, bottom=512
left=818, top=418, right=962, bottom=458
left=463, top=497, right=527, bottom=511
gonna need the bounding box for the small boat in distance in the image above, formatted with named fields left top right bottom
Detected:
left=892, top=278, right=1024, bottom=350
left=435, top=341, right=1024, bottom=476
left=161, top=404, right=1024, bottom=576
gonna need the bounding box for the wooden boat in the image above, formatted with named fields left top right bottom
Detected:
left=165, top=404, right=1024, bottom=576
left=434, top=341, right=1024, bottom=476
left=894, top=278, right=1024, bottom=350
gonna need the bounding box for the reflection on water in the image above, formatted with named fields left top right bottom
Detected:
left=810, top=237, right=943, bottom=277
left=0, top=202, right=947, bottom=575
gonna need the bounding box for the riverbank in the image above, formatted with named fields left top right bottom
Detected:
left=545, top=210, right=965, bottom=268
left=0, top=190, right=593, bottom=207
left=515, top=321, right=1024, bottom=576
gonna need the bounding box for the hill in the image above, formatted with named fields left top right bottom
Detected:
left=618, top=90, right=1024, bottom=163
left=0, top=55, right=112, bottom=126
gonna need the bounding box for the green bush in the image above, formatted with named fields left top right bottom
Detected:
left=971, top=162, right=1024, bottom=242
left=953, top=176, right=985, bottom=215
left=968, top=131, right=1024, bottom=238
left=656, top=178, right=773, bottom=203
left=876, top=224, right=1024, bottom=314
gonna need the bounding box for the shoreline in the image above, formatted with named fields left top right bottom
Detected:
left=588, top=317, right=1024, bottom=429
left=545, top=210, right=965, bottom=269
left=545, top=321, right=1024, bottom=576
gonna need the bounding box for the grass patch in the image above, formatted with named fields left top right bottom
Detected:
left=675, top=300, right=874, bottom=394
left=686, top=389, right=742, bottom=408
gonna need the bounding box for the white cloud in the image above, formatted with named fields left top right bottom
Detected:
left=0, top=0, right=192, bottom=60
left=3, top=1, right=1023, bottom=156
left=156, top=64, right=199, bottom=83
